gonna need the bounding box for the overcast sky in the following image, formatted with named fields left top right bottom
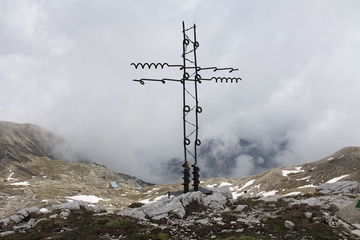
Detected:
left=1, top=0, right=360, bottom=183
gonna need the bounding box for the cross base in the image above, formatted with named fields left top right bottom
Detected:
left=169, top=187, right=213, bottom=197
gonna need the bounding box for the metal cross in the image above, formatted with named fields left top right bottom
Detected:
left=131, top=21, right=242, bottom=193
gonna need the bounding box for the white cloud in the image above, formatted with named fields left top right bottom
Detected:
left=1, top=1, right=360, bottom=183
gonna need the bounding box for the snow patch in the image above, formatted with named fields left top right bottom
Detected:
left=139, top=195, right=168, bottom=204
left=298, top=184, right=317, bottom=188
left=219, top=182, right=232, bottom=187
left=6, top=170, right=18, bottom=181
left=284, top=192, right=301, bottom=196
left=144, top=188, right=160, bottom=194
left=39, top=208, right=49, bottom=213
left=296, top=176, right=310, bottom=181
left=230, top=180, right=255, bottom=199
left=10, top=181, right=30, bottom=186
left=325, top=174, right=349, bottom=183
left=282, top=167, right=304, bottom=177
left=258, top=190, right=278, bottom=197
left=66, top=195, right=103, bottom=204
left=239, top=180, right=255, bottom=191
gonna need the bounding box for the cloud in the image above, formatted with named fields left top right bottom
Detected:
left=1, top=1, right=360, bottom=183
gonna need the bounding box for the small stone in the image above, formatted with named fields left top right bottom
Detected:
left=49, top=214, right=59, bottom=219
left=0, top=218, right=11, bottom=227
left=16, top=209, right=29, bottom=218
left=235, top=205, right=247, bottom=212
left=353, top=223, right=360, bottom=230
left=304, top=212, right=312, bottom=218
left=0, top=231, right=15, bottom=237
left=284, top=220, right=295, bottom=230
left=237, top=218, right=249, bottom=224
left=195, top=218, right=209, bottom=224
left=351, top=229, right=360, bottom=237
left=59, top=210, right=71, bottom=219
left=329, top=203, right=340, bottom=213
left=9, top=214, right=24, bottom=223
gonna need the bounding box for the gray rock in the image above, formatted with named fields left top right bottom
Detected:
left=337, top=199, right=360, bottom=224
left=260, top=195, right=282, bottom=202
left=196, top=218, right=209, bottom=224
left=351, top=230, right=360, bottom=237
left=235, top=205, right=247, bottom=212
left=118, top=206, right=146, bottom=219
left=16, top=209, right=29, bottom=218
left=237, top=218, right=249, bottom=224
left=50, top=201, right=88, bottom=211
left=304, top=212, right=312, bottom=218
left=329, top=203, right=340, bottom=213
left=26, top=207, right=40, bottom=214
left=285, top=220, right=295, bottom=230
left=202, top=192, right=227, bottom=210
left=13, top=218, right=36, bottom=231
left=289, top=197, right=325, bottom=207
left=141, top=197, right=184, bottom=219
left=92, top=205, right=106, bottom=213
left=353, top=223, right=360, bottom=230
left=59, top=209, right=71, bottom=219
left=0, top=218, right=11, bottom=227
left=118, top=190, right=231, bottom=221
left=152, top=213, right=168, bottom=221
left=337, top=219, right=352, bottom=231
left=0, top=231, right=15, bottom=237
left=211, top=186, right=233, bottom=200
left=9, top=214, right=24, bottom=223
left=315, top=181, right=360, bottom=195
left=49, top=214, right=59, bottom=219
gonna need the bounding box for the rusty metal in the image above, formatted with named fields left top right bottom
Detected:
left=131, top=21, right=242, bottom=193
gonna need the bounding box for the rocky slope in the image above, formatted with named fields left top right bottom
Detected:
left=0, top=121, right=153, bottom=219
left=2, top=183, right=360, bottom=239
left=2, top=121, right=360, bottom=238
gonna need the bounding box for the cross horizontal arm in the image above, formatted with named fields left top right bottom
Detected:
left=133, top=78, right=210, bottom=85
left=131, top=63, right=239, bottom=73
left=195, top=67, right=239, bottom=73
left=133, top=76, right=242, bottom=85
left=131, top=63, right=183, bottom=70
left=202, top=77, right=242, bottom=83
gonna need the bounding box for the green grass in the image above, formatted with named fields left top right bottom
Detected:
left=0, top=207, right=168, bottom=240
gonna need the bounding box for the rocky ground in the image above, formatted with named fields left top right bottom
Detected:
left=2, top=122, right=360, bottom=238
left=2, top=182, right=360, bottom=239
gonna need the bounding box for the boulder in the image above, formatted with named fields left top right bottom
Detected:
left=285, top=220, right=295, bottom=230
left=118, top=187, right=232, bottom=220
left=59, top=209, right=71, bottom=219
left=9, top=214, right=24, bottom=224
left=118, top=207, right=145, bottom=219
left=0, top=218, right=11, bottom=227
left=289, top=197, right=325, bottom=207
left=337, top=199, right=360, bottom=224
left=315, top=181, right=360, bottom=195
left=235, top=205, right=247, bottom=212
left=212, top=186, right=233, bottom=200
left=50, top=201, right=89, bottom=211
left=351, top=230, right=360, bottom=238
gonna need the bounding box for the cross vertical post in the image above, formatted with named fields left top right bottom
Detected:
left=131, top=21, right=242, bottom=194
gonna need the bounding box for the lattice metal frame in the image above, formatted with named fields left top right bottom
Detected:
left=131, top=21, right=242, bottom=193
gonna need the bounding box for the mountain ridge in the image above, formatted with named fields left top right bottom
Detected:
left=1, top=121, right=360, bottom=219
